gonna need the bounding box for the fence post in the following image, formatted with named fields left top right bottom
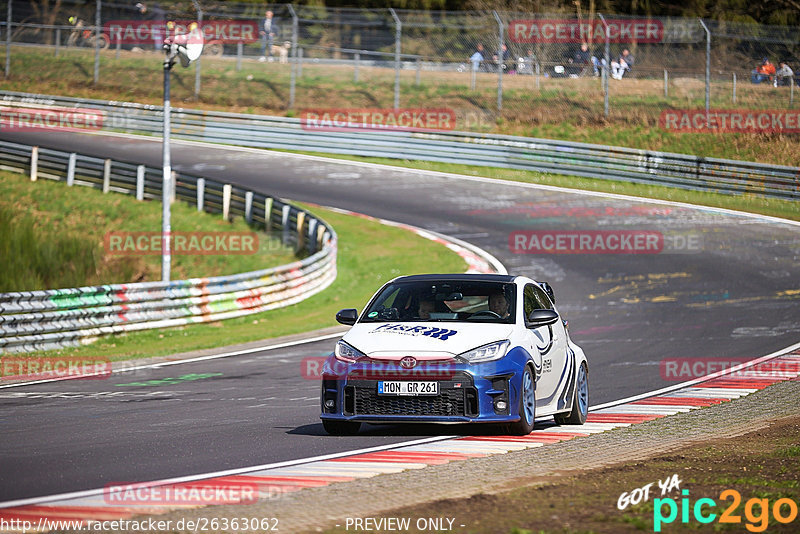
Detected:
left=317, top=225, right=326, bottom=251
left=389, top=8, right=401, bottom=110
left=415, top=57, right=421, bottom=86
left=493, top=11, right=503, bottom=112
left=732, top=72, right=737, bottom=103
left=470, top=61, right=476, bottom=90
left=222, top=184, right=231, bottom=220
left=264, top=197, right=273, bottom=231
left=193, top=1, right=203, bottom=98
left=5, top=1, right=12, bottom=78
left=791, top=77, right=794, bottom=107
left=535, top=61, right=540, bottom=90
left=30, top=146, right=38, bottom=181
left=598, top=14, right=610, bottom=118
left=244, top=191, right=253, bottom=223
left=102, top=159, right=111, bottom=193
left=281, top=204, right=290, bottom=244
left=196, top=177, right=204, bottom=211
left=354, top=51, right=359, bottom=82
left=55, top=27, right=60, bottom=57
left=93, top=0, right=100, bottom=84
left=136, top=165, right=145, bottom=200
left=308, top=218, right=317, bottom=254
left=698, top=18, right=711, bottom=126
left=664, top=69, right=668, bottom=98
left=298, top=47, right=303, bottom=77
left=66, top=153, right=76, bottom=186
left=236, top=41, right=242, bottom=71
left=115, top=34, right=120, bottom=59
left=296, top=211, right=305, bottom=252
left=287, top=4, right=298, bottom=110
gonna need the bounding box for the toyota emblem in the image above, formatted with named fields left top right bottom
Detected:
left=399, top=356, right=417, bottom=369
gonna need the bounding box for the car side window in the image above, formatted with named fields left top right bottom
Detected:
left=532, top=285, right=554, bottom=310
left=523, top=284, right=538, bottom=319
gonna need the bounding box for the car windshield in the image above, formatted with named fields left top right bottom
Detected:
left=361, top=280, right=516, bottom=324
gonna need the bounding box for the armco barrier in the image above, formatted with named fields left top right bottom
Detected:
left=0, top=140, right=337, bottom=354
left=1, top=91, right=798, bottom=200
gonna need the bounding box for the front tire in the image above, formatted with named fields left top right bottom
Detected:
left=322, top=419, right=361, bottom=436
left=554, top=361, right=588, bottom=425
left=507, top=365, right=536, bottom=435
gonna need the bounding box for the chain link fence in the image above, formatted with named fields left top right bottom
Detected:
left=1, top=1, right=798, bottom=133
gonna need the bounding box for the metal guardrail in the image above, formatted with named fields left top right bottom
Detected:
left=1, top=91, right=797, bottom=200
left=0, top=139, right=337, bottom=353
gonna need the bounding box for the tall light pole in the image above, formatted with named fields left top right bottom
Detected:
left=161, top=21, right=203, bottom=281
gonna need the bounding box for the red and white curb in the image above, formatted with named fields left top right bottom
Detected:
left=1, top=347, right=798, bottom=530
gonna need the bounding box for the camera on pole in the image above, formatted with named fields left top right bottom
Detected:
left=160, top=21, right=203, bottom=281
left=163, top=21, right=204, bottom=68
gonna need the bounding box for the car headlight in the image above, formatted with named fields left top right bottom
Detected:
left=459, top=340, right=510, bottom=364
left=334, top=340, right=366, bottom=363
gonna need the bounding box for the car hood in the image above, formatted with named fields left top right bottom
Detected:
left=342, top=322, right=514, bottom=361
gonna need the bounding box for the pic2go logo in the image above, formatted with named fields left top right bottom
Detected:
left=654, top=489, right=799, bottom=532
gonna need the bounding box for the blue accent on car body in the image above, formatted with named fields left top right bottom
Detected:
left=320, top=345, right=534, bottom=424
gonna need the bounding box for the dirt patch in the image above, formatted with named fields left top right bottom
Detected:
left=323, top=415, right=800, bottom=533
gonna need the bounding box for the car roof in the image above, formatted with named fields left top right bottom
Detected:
left=391, top=273, right=518, bottom=284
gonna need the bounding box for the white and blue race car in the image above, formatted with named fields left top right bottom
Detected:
left=320, top=274, right=589, bottom=435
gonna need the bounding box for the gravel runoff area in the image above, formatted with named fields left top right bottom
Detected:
left=118, top=374, right=800, bottom=533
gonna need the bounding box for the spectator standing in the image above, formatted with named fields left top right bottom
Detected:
left=469, top=43, right=484, bottom=72
left=751, top=57, right=776, bottom=84
left=259, top=10, right=279, bottom=62
left=136, top=2, right=165, bottom=51
left=493, top=43, right=511, bottom=73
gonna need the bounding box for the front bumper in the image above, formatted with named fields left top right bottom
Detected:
left=319, top=349, right=530, bottom=424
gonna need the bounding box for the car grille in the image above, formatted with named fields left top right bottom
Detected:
left=354, top=387, right=465, bottom=416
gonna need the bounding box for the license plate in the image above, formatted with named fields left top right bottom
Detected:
left=378, top=381, right=439, bottom=396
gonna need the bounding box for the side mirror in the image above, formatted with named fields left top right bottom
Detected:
left=336, top=308, right=358, bottom=326
left=539, top=281, right=556, bottom=304
left=526, top=309, right=559, bottom=328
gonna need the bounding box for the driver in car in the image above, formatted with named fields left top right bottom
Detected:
left=488, top=292, right=510, bottom=318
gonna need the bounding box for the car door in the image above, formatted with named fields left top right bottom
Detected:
left=522, top=284, right=568, bottom=403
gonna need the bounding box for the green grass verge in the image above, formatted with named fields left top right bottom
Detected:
left=284, top=151, right=800, bottom=223
left=0, top=171, right=296, bottom=292
left=19, top=202, right=467, bottom=362
left=321, top=414, right=800, bottom=533
left=2, top=46, right=799, bottom=166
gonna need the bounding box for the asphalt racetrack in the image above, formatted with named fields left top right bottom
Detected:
left=1, top=130, right=798, bottom=502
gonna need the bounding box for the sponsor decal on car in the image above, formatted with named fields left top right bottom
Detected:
left=370, top=323, right=458, bottom=341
